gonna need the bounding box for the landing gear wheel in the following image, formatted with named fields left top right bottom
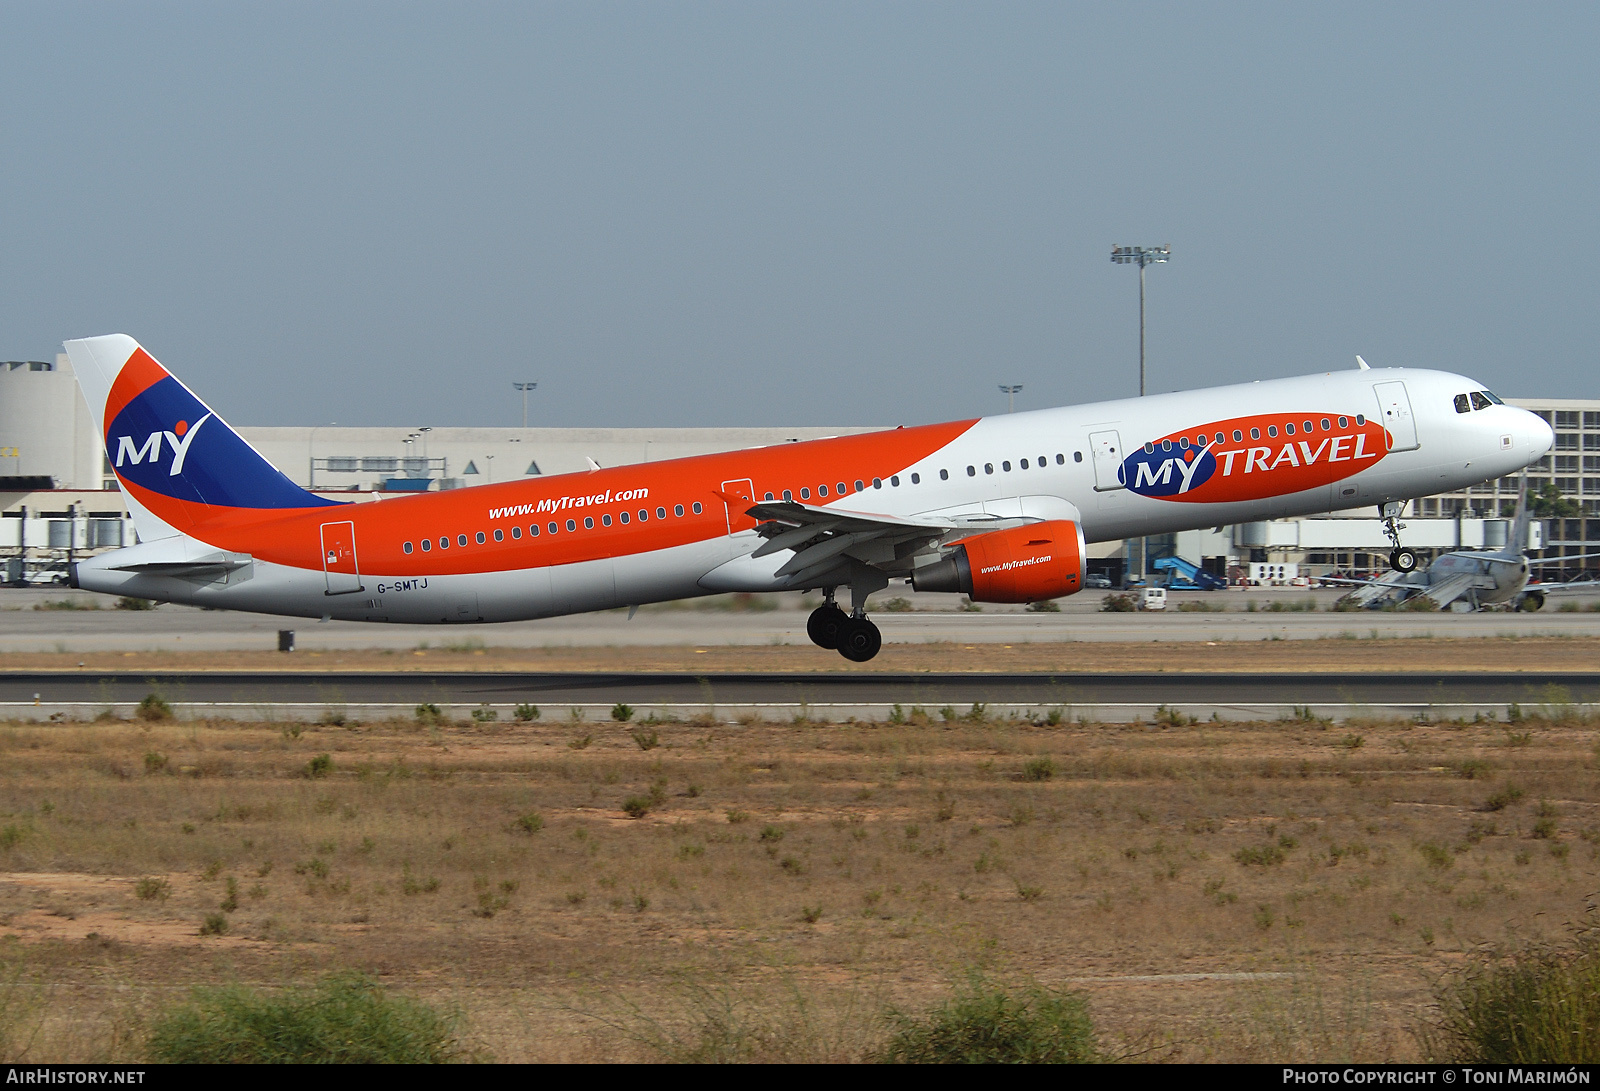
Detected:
left=836, top=616, right=882, bottom=662
left=806, top=604, right=846, bottom=649
left=1390, top=548, right=1418, bottom=574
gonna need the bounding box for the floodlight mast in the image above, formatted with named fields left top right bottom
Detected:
left=998, top=384, right=1023, bottom=413
left=513, top=382, right=537, bottom=429
left=1110, top=245, right=1170, bottom=397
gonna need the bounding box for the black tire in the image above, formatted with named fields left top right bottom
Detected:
left=1391, top=548, right=1418, bottom=573
left=806, top=605, right=846, bottom=649
left=836, top=617, right=882, bottom=662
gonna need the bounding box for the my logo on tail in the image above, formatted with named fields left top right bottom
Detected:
left=113, top=413, right=213, bottom=476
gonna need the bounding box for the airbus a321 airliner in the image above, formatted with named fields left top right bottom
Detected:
left=64, top=335, right=1553, bottom=661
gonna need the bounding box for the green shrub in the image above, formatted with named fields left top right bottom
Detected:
left=137, top=692, right=174, bottom=722
left=116, top=596, right=154, bottom=611
left=146, top=973, right=465, bottom=1063
left=1234, top=843, right=1287, bottom=867
left=513, top=812, right=544, bottom=834
left=414, top=703, right=443, bottom=725
left=611, top=703, right=635, bottom=723
left=305, top=754, right=334, bottom=779
left=630, top=728, right=659, bottom=751
left=1020, top=757, right=1055, bottom=782
left=1423, top=937, right=1600, bottom=1063
left=1099, top=592, right=1136, bottom=612
left=514, top=703, right=539, bottom=722
left=144, top=751, right=168, bottom=774
left=1024, top=600, right=1060, bottom=612
left=622, top=796, right=652, bottom=819
left=881, top=979, right=1097, bottom=1064
left=470, top=705, right=498, bottom=723
left=135, top=877, right=171, bottom=902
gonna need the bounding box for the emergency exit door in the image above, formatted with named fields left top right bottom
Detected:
left=320, top=521, right=363, bottom=594
left=1089, top=430, right=1126, bottom=492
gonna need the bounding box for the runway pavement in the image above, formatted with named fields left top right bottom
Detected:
left=5, top=668, right=1596, bottom=724
left=5, top=586, right=1600, bottom=653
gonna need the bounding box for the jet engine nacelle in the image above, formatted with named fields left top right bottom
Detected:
left=911, top=520, right=1086, bottom=603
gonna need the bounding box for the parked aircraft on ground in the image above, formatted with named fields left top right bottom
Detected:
left=1327, top=485, right=1599, bottom=611
left=65, top=335, right=1553, bottom=660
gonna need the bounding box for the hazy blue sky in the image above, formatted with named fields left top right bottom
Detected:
left=1, top=3, right=1595, bottom=427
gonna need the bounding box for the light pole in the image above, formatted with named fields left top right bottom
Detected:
left=1110, top=245, right=1170, bottom=396
left=998, top=384, right=1023, bottom=413
left=514, top=382, right=537, bottom=428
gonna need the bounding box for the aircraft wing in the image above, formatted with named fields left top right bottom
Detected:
left=743, top=500, right=972, bottom=586
left=1329, top=569, right=1417, bottom=607
left=1419, top=572, right=1493, bottom=608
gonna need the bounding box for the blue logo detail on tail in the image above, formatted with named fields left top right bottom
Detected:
left=107, top=376, right=337, bottom=509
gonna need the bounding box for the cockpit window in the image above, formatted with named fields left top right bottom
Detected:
left=1470, top=391, right=1492, bottom=410
left=1478, top=390, right=1503, bottom=406
left=1454, top=393, right=1471, bottom=414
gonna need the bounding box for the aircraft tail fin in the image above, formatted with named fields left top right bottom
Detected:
left=1501, top=477, right=1532, bottom=558
left=64, top=335, right=338, bottom=542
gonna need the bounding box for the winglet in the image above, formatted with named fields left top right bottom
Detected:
left=1355, top=355, right=1370, bottom=371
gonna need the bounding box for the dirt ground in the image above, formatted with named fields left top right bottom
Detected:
left=1, top=704, right=1596, bottom=1062
left=4, top=634, right=1600, bottom=676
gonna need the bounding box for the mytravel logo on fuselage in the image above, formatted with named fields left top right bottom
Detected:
left=1121, top=412, right=1389, bottom=504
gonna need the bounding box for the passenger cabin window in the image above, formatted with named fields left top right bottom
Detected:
left=967, top=466, right=975, bottom=476
left=619, top=511, right=629, bottom=524
left=910, top=473, right=920, bottom=484
left=1071, top=452, right=1081, bottom=463
left=984, top=463, right=994, bottom=474
left=800, top=488, right=810, bottom=499
left=421, top=539, right=431, bottom=552
left=493, top=529, right=503, bottom=541
left=1249, top=428, right=1259, bottom=440
left=566, top=519, right=576, bottom=531
left=674, top=505, right=684, bottom=516
left=511, top=526, right=522, bottom=539
left=1455, top=394, right=1472, bottom=414
left=440, top=536, right=450, bottom=549
left=475, top=532, right=486, bottom=544
left=692, top=502, right=702, bottom=514
left=457, top=534, right=468, bottom=547
left=855, top=480, right=864, bottom=491
left=940, top=469, right=949, bottom=480
left=584, top=517, right=594, bottom=529
left=656, top=507, right=666, bottom=519
left=890, top=475, right=900, bottom=486
left=403, top=541, right=413, bottom=554
left=818, top=484, right=828, bottom=497
left=601, top=514, right=611, bottom=526
left=837, top=481, right=847, bottom=493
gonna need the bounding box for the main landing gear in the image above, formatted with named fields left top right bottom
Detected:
left=1381, top=501, right=1419, bottom=573
left=807, top=589, right=882, bottom=662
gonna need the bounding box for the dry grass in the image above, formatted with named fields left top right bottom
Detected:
left=5, top=635, right=1600, bottom=676
left=0, top=708, right=1596, bottom=1062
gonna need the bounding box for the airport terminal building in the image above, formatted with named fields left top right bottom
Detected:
left=3, top=352, right=1596, bottom=586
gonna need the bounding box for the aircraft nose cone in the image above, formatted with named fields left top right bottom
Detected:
left=1528, top=412, right=1555, bottom=459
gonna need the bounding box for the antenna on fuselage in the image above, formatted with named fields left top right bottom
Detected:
left=1355, top=355, right=1371, bottom=370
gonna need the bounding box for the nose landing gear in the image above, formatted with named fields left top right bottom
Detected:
left=1381, top=502, right=1419, bottom=573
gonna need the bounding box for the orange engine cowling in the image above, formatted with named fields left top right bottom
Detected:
left=910, top=520, right=1086, bottom=603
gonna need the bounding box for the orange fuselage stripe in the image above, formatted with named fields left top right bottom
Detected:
left=141, top=419, right=979, bottom=575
